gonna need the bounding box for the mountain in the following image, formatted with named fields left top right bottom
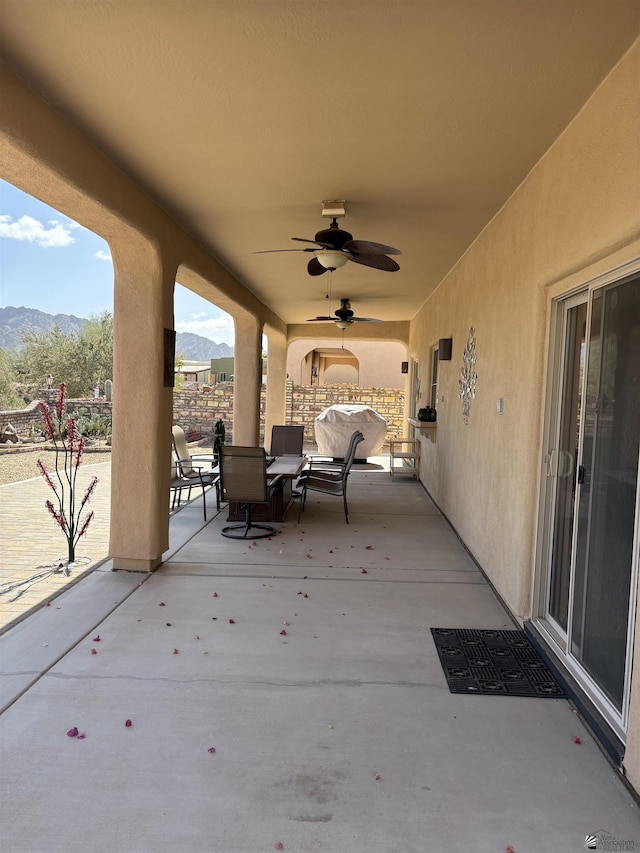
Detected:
left=0, top=306, right=234, bottom=359
left=175, top=332, right=234, bottom=360
left=0, top=306, right=86, bottom=350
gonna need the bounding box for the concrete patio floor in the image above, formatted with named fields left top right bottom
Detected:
left=1, top=463, right=638, bottom=853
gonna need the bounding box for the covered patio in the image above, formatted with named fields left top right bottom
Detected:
left=1, top=0, right=640, bottom=835
left=2, top=469, right=639, bottom=852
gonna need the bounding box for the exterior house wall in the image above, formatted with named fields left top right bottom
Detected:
left=408, top=41, right=640, bottom=787
left=287, top=339, right=408, bottom=389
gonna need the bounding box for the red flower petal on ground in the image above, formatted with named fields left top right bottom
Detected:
left=280, top=630, right=287, bottom=636
left=159, top=602, right=165, bottom=606
left=361, top=569, right=368, bottom=574
left=229, top=619, right=235, bottom=624
left=45, top=602, right=51, bottom=606
left=173, top=648, right=179, bottom=654
left=213, top=592, right=218, bottom=597
left=125, top=719, right=132, bottom=727
left=275, top=844, right=284, bottom=851
left=374, top=774, right=381, bottom=780
left=76, top=733, right=86, bottom=739
left=90, top=648, right=97, bottom=655
left=67, top=727, right=79, bottom=737
left=303, top=594, right=309, bottom=598
left=92, top=635, right=100, bottom=641
left=208, top=746, right=216, bottom=753
left=572, top=736, right=581, bottom=744
left=506, top=847, right=515, bottom=853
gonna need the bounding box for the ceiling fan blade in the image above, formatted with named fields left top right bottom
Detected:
left=307, top=257, right=328, bottom=276
left=352, top=317, right=383, bottom=323
left=253, top=248, right=315, bottom=254
left=292, top=237, right=335, bottom=249
left=306, top=317, right=334, bottom=322
left=344, top=239, right=402, bottom=256
left=348, top=253, right=400, bottom=271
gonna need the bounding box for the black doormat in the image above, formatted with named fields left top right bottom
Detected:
left=431, top=628, right=566, bottom=698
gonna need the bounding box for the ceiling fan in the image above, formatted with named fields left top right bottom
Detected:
left=255, top=202, right=402, bottom=276
left=307, top=298, right=383, bottom=330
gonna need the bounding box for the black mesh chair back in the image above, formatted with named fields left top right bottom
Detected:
left=218, top=445, right=280, bottom=539
left=270, top=425, right=304, bottom=457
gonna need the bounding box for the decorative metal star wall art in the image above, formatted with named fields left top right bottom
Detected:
left=459, top=328, right=477, bottom=425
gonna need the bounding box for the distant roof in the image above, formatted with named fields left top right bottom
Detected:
left=176, top=362, right=211, bottom=373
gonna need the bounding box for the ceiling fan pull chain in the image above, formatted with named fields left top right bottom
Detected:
left=326, top=269, right=333, bottom=301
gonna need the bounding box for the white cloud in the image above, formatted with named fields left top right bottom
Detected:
left=95, top=249, right=112, bottom=261
left=0, top=214, right=76, bottom=247
left=176, top=314, right=235, bottom=347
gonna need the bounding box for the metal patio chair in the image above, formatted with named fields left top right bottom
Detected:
left=218, top=445, right=283, bottom=539
left=171, top=425, right=219, bottom=520
left=297, top=430, right=364, bottom=524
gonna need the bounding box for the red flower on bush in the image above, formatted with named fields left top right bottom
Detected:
left=37, top=384, right=98, bottom=564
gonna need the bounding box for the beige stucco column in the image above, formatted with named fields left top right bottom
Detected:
left=109, top=240, right=177, bottom=571
left=264, top=328, right=287, bottom=442
left=232, top=314, right=263, bottom=445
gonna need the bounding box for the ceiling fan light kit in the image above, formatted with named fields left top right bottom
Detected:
left=316, top=249, right=349, bottom=270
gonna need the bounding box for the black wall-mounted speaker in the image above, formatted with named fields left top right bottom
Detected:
left=438, top=338, right=453, bottom=361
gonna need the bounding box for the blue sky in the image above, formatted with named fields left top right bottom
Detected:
left=0, top=179, right=235, bottom=346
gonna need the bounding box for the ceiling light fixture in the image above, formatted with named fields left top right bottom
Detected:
left=315, top=249, right=349, bottom=270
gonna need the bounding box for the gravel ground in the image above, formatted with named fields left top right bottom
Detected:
left=0, top=443, right=112, bottom=486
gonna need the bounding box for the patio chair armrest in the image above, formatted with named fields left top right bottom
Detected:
left=305, top=457, right=346, bottom=472
left=298, top=470, right=343, bottom=484
left=268, top=474, right=284, bottom=487
left=188, top=460, right=217, bottom=471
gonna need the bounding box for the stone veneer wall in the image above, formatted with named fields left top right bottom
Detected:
left=0, top=394, right=112, bottom=438
left=172, top=382, right=404, bottom=444
left=288, top=384, right=404, bottom=443
left=1, top=382, right=405, bottom=446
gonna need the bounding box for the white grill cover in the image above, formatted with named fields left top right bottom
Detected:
left=314, top=404, right=387, bottom=458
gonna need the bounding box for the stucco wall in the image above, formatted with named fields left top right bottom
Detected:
left=408, top=41, right=640, bottom=787
left=409, top=43, right=640, bottom=615
left=287, top=339, right=408, bottom=389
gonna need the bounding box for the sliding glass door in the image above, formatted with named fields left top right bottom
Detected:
left=542, top=272, right=640, bottom=724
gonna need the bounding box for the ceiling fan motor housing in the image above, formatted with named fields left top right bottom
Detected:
left=314, top=218, right=353, bottom=249
left=335, top=299, right=355, bottom=321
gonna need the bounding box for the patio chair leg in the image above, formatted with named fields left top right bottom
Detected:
left=298, top=484, right=307, bottom=522
left=343, top=490, right=349, bottom=523
left=200, top=483, right=207, bottom=521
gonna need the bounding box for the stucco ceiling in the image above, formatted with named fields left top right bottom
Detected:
left=0, top=1, right=638, bottom=327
